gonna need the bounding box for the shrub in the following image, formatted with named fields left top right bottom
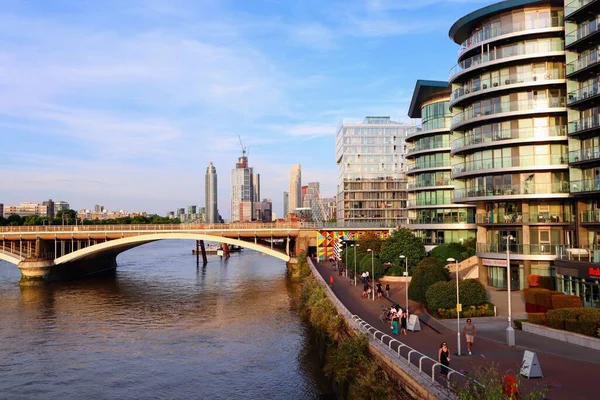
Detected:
left=426, top=281, right=456, bottom=311
left=523, top=288, right=549, bottom=305
left=546, top=308, right=573, bottom=330
left=527, top=313, right=546, bottom=325
left=527, top=274, right=554, bottom=290
left=430, top=242, right=475, bottom=265
left=564, top=319, right=582, bottom=334
left=551, top=294, right=581, bottom=309
left=459, top=279, right=488, bottom=306
left=546, top=308, right=600, bottom=337
left=408, top=257, right=450, bottom=306
left=513, top=319, right=527, bottom=330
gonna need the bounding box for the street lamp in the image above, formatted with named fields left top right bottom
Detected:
left=506, top=235, right=516, bottom=346
left=351, top=244, right=359, bottom=286
left=399, top=255, right=408, bottom=312
left=447, top=257, right=461, bottom=356
left=367, top=248, right=375, bottom=301
left=344, top=241, right=348, bottom=278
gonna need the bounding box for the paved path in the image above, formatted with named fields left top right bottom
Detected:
left=315, top=261, right=600, bottom=400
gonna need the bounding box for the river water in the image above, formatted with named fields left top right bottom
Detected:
left=0, top=241, right=330, bottom=399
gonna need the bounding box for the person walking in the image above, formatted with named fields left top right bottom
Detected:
left=329, top=275, right=334, bottom=287
left=390, top=305, right=399, bottom=335
left=385, top=283, right=390, bottom=298
left=400, top=310, right=408, bottom=335
left=438, top=342, right=450, bottom=377
left=375, top=281, right=383, bottom=299
left=462, top=318, right=477, bottom=355
left=361, top=272, right=367, bottom=285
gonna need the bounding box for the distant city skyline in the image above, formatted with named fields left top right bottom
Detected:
left=0, top=0, right=497, bottom=218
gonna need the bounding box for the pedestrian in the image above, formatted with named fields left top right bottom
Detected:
left=362, top=283, right=369, bottom=299
left=462, top=318, right=477, bottom=355
left=438, top=342, right=450, bottom=376
left=390, top=305, right=399, bottom=335
left=329, top=275, right=334, bottom=286
left=361, top=271, right=367, bottom=284
left=385, top=282, right=390, bottom=297
left=400, top=310, right=408, bottom=335
left=365, top=271, right=370, bottom=283
left=375, top=281, right=383, bottom=299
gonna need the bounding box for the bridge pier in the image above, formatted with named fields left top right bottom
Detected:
left=18, top=259, right=55, bottom=285
left=18, top=254, right=118, bottom=285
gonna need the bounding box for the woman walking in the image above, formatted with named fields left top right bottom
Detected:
left=400, top=310, right=408, bottom=335
left=438, top=342, right=451, bottom=377
left=385, top=283, right=390, bottom=298
left=390, top=305, right=400, bottom=335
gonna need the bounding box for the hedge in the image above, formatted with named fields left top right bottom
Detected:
left=523, top=288, right=563, bottom=312
left=546, top=308, right=600, bottom=337
left=435, top=304, right=494, bottom=319
left=425, top=279, right=488, bottom=312
left=551, top=294, right=582, bottom=309
left=527, top=313, right=547, bottom=325
left=527, top=274, right=554, bottom=290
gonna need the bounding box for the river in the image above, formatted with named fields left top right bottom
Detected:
left=0, top=240, right=331, bottom=399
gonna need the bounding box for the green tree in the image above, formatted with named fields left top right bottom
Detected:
left=408, top=257, right=450, bottom=306
left=7, top=214, right=23, bottom=226
left=430, top=242, right=475, bottom=264
left=380, top=228, right=426, bottom=273
left=23, top=215, right=43, bottom=226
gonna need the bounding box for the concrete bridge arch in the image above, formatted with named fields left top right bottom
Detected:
left=0, top=250, right=23, bottom=266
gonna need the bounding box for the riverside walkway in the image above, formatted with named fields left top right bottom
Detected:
left=313, top=260, right=600, bottom=400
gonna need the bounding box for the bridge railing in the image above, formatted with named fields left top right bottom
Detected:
left=0, top=221, right=399, bottom=233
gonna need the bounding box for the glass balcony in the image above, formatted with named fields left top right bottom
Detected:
left=407, top=160, right=449, bottom=172
left=454, top=182, right=570, bottom=200
left=407, top=139, right=450, bottom=155
left=451, top=69, right=564, bottom=103
left=409, top=214, right=475, bottom=224
left=567, top=84, right=600, bottom=105
left=452, top=154, right=567, bottom=176
left=449, top=39, right=564, bottom=80
left=407, top=178, right=452, bottom=189
left=566, top=0, right=599, bottom=18
left=477, top=242, right=561, bottom=255
left=581, top=210, right=600, bottom=223
left=458, top=16, right=563, bottom=57
left=568, top=115, right=600, bottom=135
left=570, top=178, right=600, bottom=193
left=566, top=48, right=600, bottom=76
left=451, top=97, right=566, bottom=128
left=569, top=145, right=600, bottom=163
left=476, top=212, right=572, bottom=224
left=556, top=245, right=600, bottom=263
left=565, top=16, right=600, bottom=47
left=452, top=126, right=566, bottom=152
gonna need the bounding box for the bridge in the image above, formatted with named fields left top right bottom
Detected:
left=0, top=222, right=394, bottom=283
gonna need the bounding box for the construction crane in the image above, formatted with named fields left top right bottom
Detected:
left=238, top=135, right=250, bottom=158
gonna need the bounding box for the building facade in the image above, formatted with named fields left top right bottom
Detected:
left=449, top=0, right=569, bottom=290
left=4, top=202, right=50, bottom=217
left=288, top=164, right=302, bottom=214
left=254, top=199, right=273, bottom=222
left=336, top=116, right=412, bottom=226
left=407, top=80, right=477, bottom=251
left=231, top=154, right=254, bottom=222
left=0, top=203, right=4, bottom=218
left=205, top=162, right=218, bottom=224
left=283, top=191, right=289, bottom=219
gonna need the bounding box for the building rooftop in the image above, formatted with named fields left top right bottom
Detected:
left=407, top=80, right=450, bottom=118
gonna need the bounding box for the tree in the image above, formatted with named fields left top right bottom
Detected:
left=23, top=215, right=43, bottom=226
left=380, top=228, right=426, bottom=273
left=356, top=232, right=384, bottom=254
left=408, top=257, right=450, bottom=306
left=7, top=214, right=23, bottom=226
left=430, top=242, right=475, bottom=265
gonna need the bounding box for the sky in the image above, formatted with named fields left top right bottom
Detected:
left=0, top=0, right=497, bottom=219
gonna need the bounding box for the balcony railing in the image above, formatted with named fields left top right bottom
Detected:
left=451, top=69, right=564, bottom=103
left=476, top=212, right=572, bottom=224
left=407, top=178, right=452, bottom=189
left=566, top=0, right=598, bottom=18
left=566, top=48, right=600, bottom=75
left=477, top=242, right=561, bottom=255
left=569, top=115, right=600, bottom=134
left=409, top=214, right=475, bottom=224
left=556, top=245, right=600, bottom=263
left=406, top=140, right=450, bottom=155
left=581, top=210, right=600, bottom=223
left=565, top=15, right=600, bottom=46
left=450, top=40, right=564, bottom=80
left=451, top=126, right=566, bottom=152
left=452, top=154, right=567, bottom=176
left=570, top=178, right=600, bottom=193
left=451, top=97, right=566, bottom=128
left=569, top=145, right=600, bottom=163
left=454, top=182, right=570, bottom=200
left=458, top=17, right=563, bottom=57
left=567, top=84, right=600, bottom=105
left=406, top=160, right=449, bottom=172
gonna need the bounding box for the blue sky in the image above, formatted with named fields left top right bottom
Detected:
left=0, top=0, right=496, bottom=218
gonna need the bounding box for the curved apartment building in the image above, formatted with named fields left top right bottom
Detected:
left=449, top=0, right=570, bottom=289
left=407, top=80, right=476, bottom=251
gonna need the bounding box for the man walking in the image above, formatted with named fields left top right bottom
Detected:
left=462, top=318, right=477, bottom=355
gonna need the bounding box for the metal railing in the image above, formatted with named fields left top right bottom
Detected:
left=407, top=178, right=452, bottom=189
left=407, top=160, right=450, bottom=172
left=565, top=15, right=600, bottom=46
left=409, top=215, right=475, bottom=225
left=581, top=210, right=600, bottom=223
left=454, top=182, right=570, bottom=200
left=476, top=212, right=572, bottom=224
left=567, top=47, right=600, bottom=75
left=569, top=145, right=600, bottom=163
left=451, top=126, right=566, bottom=152
left=570, top=178, right=600, bottom=193
left=568, top=83, right=599, bottom=104
left=556, top=245, right=600, bottom=263
left=566, top=0, right=598, bottom=18
left=477, top=242, right=561, bottom=255
left=569, top=115, right=600, bottom=135
left=452, top=154, right=567, bottom=175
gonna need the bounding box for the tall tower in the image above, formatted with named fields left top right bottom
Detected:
left=231, top=153, right=254, bottom=222
left=289, top=164, right=302, bottom=214
left=205, top=161, right=218, bottom=223
left=283, top=191, right=289, bottom=219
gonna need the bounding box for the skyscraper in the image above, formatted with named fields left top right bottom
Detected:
left=288, top=164, right=302, bottom=214
left=231, top=153, right=254, bottom=222
left=205, top=162, right=218, bottom=223
left=283, top=191, right=289, bottom=218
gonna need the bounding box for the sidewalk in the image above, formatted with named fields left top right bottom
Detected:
left=315, top=260, right=600, bottom=400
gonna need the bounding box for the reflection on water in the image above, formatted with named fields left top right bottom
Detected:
left=0, top=240, right=330, bottom=399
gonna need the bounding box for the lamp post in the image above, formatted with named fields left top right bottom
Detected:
left=399, top=255, right=408, bottom=312
left=344, top=241, right=348, bottom=278
left=506, top=235, right=516, bottom=346
left=351, top=244, right=359, bottom=286
left=367, top=248, right=374, bottom=301
left=447, top=257, right=461, bottom=356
